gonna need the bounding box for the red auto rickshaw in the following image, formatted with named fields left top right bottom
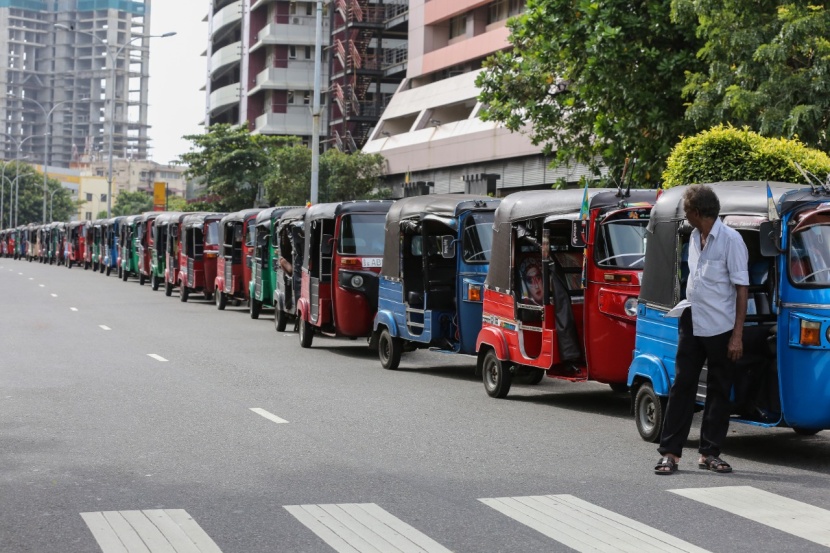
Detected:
left=178, top=212, right=224, bottom=302
left=296, top=200, right=393, bottom=348
left=476, top=188, right=657, bottom=398
left=215, top=208, right=263, bottom=310
left=65, top=221, right=89, bottom=269
left=136, top=211, right=162, bottom=286
left=162, top=212, right=188, bottom=296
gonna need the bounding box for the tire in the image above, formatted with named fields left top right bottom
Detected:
left=106, top=265, right=111, bottom=276
left=84, top=261, right=89, bottom=270
left=180, top=286, right=189, bottom=302
left=634, top=383, right=665, bottom=443
left=792, top=427, right=821, bottom=436
left=250, top=298, right=262, bottom=319
left=122, top=267, right=128, bottom=281
left=117, top=267, right=122, bottom=279
left=204, top=292, right=213, bottom=302
left=67, top=259, right=72, bottom=269
left=151, top=274, right=160, bottom=291
left=164, top=280, right=173, bottom=297
left=378, top=327, right=403, bottom=370
left=609, top=382, right=630, bottom=394
left=215, top=291, right=227, bottom=310
left=516, top=368, right=545, bottom=385
left=92, top=262, right=98, bottom=272
left=275, top=308, right=289, bottom=332
left=139, top=273, right=146, bottom=286
left=482, top=349, right=512, bottom=398
left=299, top=317, right=314, bottom=348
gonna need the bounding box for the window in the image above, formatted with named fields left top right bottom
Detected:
left=489, top=0, right=525, bottom=23
left=339, top=214, right=386, bottom=256
left=306, top=2, right=313, bottom=15
left=449, top=15, right=466, bottom=39
left=288, top=46, right=296, bottom=59
left=462, top=211, right=495, bottom=263
left=303, top=91, right=311, bottom=105
left=287, top=90, right=295, bottom=104
left=305, top=46, right=312, bottom=60
left=85, top=212, right=92, bottom=220
left=86, top=193, right=93, bottom=201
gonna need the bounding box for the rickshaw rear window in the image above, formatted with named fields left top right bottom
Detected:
left=463, top=211, right=495, bottom=263
left=205, top=221, right=219, bottom=245
left=789, top=216, right=830, bottom=287
left=595, top=219, right=648, bottom=269
left=340, top=214, right=385, bottom=256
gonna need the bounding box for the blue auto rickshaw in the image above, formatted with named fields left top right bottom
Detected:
left=103, top=216, right=124, bottom=276
left=372, top=194, right=501, bottom=370
left=629, top=181, right=830, bottom=441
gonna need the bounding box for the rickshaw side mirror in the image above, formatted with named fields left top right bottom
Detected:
left=570, top=220, right=587, bottom=248
left=321, top=234, right=334, bottom=256
left=411, top=235, right=423, bottom=256
left=441, top=235, right=455, bottom=258
left=759, top=220, right=783, bottom=256
left=171, top=225, right=179, bottom=238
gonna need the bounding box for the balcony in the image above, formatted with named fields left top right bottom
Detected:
left=250, top=17, right=330, bottom=52
left=209, top=83, right=240, bottom=115
left=248, top=62, right=318, bottom=96
left=211, top=0, right=242, bottom=38
left=209, top=41, right=242, bottom=77
left=253, top=107, right=327, bottom=136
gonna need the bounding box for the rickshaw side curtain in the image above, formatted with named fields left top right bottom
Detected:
left=639, top=220, right=681, bottom=309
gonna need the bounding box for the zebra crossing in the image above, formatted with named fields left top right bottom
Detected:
left=80, top=486, right=830, bottom=553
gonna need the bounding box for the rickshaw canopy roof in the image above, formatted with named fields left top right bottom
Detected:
left=306, top=200, right=394, bottom=222
left=255, top=206, right=304, bottom=227
left=220, top=208, right=265, bottom=225
left=154, top=212, right=185, bottom=227
left=182, top=212, right=225, bottom=229
left=276, top=207, right=308, bottom=229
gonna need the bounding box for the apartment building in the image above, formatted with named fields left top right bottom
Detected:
left=363, top=0, right=592, bottom=197
left=1, top=0, right=154, bottom=168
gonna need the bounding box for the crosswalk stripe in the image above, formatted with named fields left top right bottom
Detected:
left=284, top=503, right=453, bottom=553
left=670, top=486, right=830, bottom=547
left=480, top=495, right=710, bottom=553
left=81, top=509, right=222, bottom=553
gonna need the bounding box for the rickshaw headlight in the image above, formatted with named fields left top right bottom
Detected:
left=624, top=297, right=638, bottom=317
left=799, top=320, right=821, bottom=346
left=350, top=274, right=364, bottom=288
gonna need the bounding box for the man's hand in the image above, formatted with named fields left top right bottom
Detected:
left=727, top=333, right=743, bottom=361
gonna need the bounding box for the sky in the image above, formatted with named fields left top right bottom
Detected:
left=147, top=0, right=208, bottom=165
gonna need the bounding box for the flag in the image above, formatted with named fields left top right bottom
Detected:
left=767, top=183, right=780, bottom=222
left=578, top=181, right=590, bottom=220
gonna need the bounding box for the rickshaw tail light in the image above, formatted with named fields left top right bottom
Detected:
left=799, top=320, right=821, bottom=346
left=467, top=283, right=482, bottom=302
left=341, top=258, right=360, bottom=267
left=604, top=273, right=632, bottom=283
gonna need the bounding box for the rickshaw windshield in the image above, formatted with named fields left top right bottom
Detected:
left=462, top=211, right=495, bottom=263
left=789, top=217, right=830, bottom=287
left=595, top=219, right=648, bottom=269
left=205, top=221, right=220, bottom=246
left=339, top=214, right=385, bottom=256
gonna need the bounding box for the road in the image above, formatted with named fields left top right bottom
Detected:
left=1, top=260, right=829, bottom=553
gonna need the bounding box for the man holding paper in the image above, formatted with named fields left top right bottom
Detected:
left=654, top=184, right=749, bottom=475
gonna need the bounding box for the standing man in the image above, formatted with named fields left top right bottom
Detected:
left=654, top=184, right=748, bottom=474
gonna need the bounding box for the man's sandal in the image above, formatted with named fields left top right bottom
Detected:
left=654, top=456, right=678, bottom=475
left=698, top=455, right=732, bottom=473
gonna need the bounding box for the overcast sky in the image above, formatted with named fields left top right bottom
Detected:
left=147, top=0, right=208, bottom=165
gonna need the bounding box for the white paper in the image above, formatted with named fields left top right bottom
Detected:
left=665, top=299, right=691, bottom=318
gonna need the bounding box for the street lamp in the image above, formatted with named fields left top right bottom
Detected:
left=2, top=134, right=46, bottom=227
left=49, top=188, right=62, bottom=222
left=54, top=24, right=176, bottom=218
left=1, top=174, right=15, bottom=229
left=8, top=94, right=71, bottom=224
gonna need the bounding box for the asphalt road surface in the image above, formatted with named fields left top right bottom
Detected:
left=2, top=260, right=829, bottom=553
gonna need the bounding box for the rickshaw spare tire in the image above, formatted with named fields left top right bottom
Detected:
left=634, top=383, right=665, bottom=443
left=482, top=349, right=512, bottom=398
left=275, top=308, right=288, bottom=332
left=299, top=318, right=313, bottom=348
left=378, top=327, right=402, bottom=370
left=180, top=286, right=189, bottom=302
left=250, top=298, right=262, bottom=319
left=215, top=290, right=227, bottom=310
left=164, top=280, right=173, bottom=297
left=792, top=427, right=821, bottom=436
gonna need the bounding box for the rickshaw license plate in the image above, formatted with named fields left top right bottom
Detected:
left=361, top=257, right=382, bottom=267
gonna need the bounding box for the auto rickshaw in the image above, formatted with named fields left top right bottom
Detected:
left=296, top=200, right=393, bottom=347
left=273, top=207, right=307, bottom=332
left=36, top=225, right=47, bottom=263
left=150, top=212, right=181, bottom=291
left=372, top=195, right=501, bottom=370
left=0, top=230, right=6, bottom=257
left=25, top=223, right=37, bottom=262
left=65, top=221, right=89, bottom=269
left=178, top=212, right=224, bottom=302
left=102, top=217, right=122, bottom=276
left=248, top=206, right=302, bottom=319
left=50, top=222, right=66, bottom=266
left=215, top=208, right=263, bottom=310
left=162, top=212, right=190, bottom=296
left=476, top=188, right=658, bottom=398
left=136, top=212, right=162, bottom=286
left=629, top=181, right=830, bottom=441
left=118, top=214, right=141, bottom=280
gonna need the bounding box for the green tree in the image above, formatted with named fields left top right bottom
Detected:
left=266, top=144, right=312, bottom=205
left=662, top=125, right=830, bottom=188
left=1, top=162, right=77, bottom=225
left=112, top=191, right=153, bottom=216
left=177, top=124, right=299, bottom=211
left=476, top=0, right=703, bottom=184
left=674, top=1, right=830, bottom=154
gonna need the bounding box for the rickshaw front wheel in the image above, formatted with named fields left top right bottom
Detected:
left=180, top=286, right=189, bottom=302
left=151, top=274, right=160, bottom=291
left=299, top=318, right=314, bottom=348
left=106, top=266, right=111, bottom=276
left=634, top=383, right=665, bottom=443
left=275, top=308, right=289, bottom=332
left=165, top=280, right=173, bottom=297
left=482, top=349, right=512, bottom=398
left=792, top=427, right=821, bottom=436
left=139, top=273, right=146, bottom=286
left=250, top=299, right=262, bottom=319
left=215, top=290, right=227, bottom=310
left=378, top=328, right=402, bottom=370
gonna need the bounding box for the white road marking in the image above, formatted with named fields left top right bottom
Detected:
left=249, top=407, right=288, bottom=425
left=480, top=494, right=710, bottom=553
left=81, top=509, right=222, bottom=553
left=285, top=503, right=453, bottom=553
left=70, top=307, right=78, bottom=312
left=50, top=293, right=57, bottom=297
left=39, top=284, right=45, bottom=287
left=99, top=325, right=111, bottom=331
left=671, top=486, right=830, bottom=547
left=29, top=277, right=33, bottom=280
left=18, top=272, right=23, bottom=275
left=147, top=354, right=168, bottom=362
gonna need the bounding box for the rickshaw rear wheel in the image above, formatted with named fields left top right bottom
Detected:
left=139, top=273, right=146, bottom=286
left=634, top=383, right=665, bottom=443
left=482, top=349, right=512, bottom=398
left=250, top=299, right=262, bottom=319
left=151, top=274, right=160, bottom=291
left=106, top=266, right=111, bottom=276
left=515, top=368, right=544, bottom=385
left=117, top=267, right=122, bottom=279
left=792, top=427, right=821, bottom=436
left=215, top=290, right=227, bottom=310
left=275, top=308, right=289, bottom=332
left=378, top=328, right=402, bottom=370
left=609, top=382, right=629, bottom=394
left=165, top=280, right=173, bottom=297
left=180, top=286, right=189, bottom=302
left=299, top=318, right=314, bottom=348
left=122, top=268, right=129, bottom=281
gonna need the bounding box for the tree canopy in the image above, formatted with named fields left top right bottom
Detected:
left=476, top=0, right=703, bottom=184
left=112, top=191, right=153, bottom=216
left=1, top=162, right=77, bottom=226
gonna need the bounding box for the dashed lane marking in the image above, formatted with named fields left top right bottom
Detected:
left=671, top=486, right=830, bottom=547
left=50, top=293, right=57, bottom=297
left=480, top=494, right=711, bottom=553
left=147, top=354, right=168, bottom=362
left=81, top=509, right=223, bottom=553
left=249, top=407, right=288, bottom=424
left=99, top=325, right=111, bottom=331
left=70, top=307, right=78, bottom=312
left=39, top=284, right=45, bottom=287
left=285, top=503, right=453, bottom=553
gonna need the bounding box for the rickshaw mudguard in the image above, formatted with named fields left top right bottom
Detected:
left=296, top=297, right=310, bottom=322
left=373, top=310, right=399, bottom=337
left=476, top=326, right=509, bottom=360
left=628, top=353, right=671, bottom=396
